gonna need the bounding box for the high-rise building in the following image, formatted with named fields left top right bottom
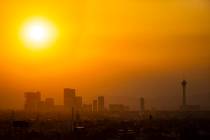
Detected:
left=64, top=88, right=76, bottom=111
left=140, top=97, right=145, bottom=112
left=75, top=96, right=82, bottom=111
left=181, top=80, right=187, bottom=106
left=24, top=91, right=41, bottom=112
left=45, top=98, right=55, bottom=111
left=93, top=100, right=98, bottom=112
left=98, top=96, right=105, bottom=112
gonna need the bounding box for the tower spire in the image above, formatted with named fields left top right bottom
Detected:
left=181, top=80, right=187, bottom=106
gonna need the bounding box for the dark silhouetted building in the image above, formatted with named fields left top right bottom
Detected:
left=93, top=100, right=98, bottom=112
left=64, top=88, right=76, bottom=111
left=181, top=80, right=187, bottom=106
left=98, top=96, right=105, bottom=112
left=75, top=96, right=82, bottom=111
left=45, top=98, right=55, bottom=112
left=140, top=97, right=145, bottom=112
left=24, top=91, right=41, bottom=112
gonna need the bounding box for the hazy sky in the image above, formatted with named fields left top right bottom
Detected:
left=0, top=0, right=209, bottom=110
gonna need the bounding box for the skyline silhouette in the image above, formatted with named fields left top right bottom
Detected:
left=0, top=1, right=210, bottom=140
left=0, top=80, right=204, bottom=111
left=0, top=1, right=209, bottom=110
left=0, top=79, right=210, bottom=110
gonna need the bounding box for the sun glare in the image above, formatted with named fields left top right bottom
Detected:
left=21, top=18, right=57, bottom=49
left=28, top=24, right=47, bottom=42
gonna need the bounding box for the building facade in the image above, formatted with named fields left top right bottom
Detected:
left=98, top=96, right=105, bottom=112
left=64, top=88, right=76, bottom=111
left=24, top=91, right=41, bottom=112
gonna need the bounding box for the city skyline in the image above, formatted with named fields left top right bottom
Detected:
left=0, top=78, right=209, bottom=110
left=0, top=0, right=209, bottom=111
left=0, top=1, right=209, bottom=140
left=18, top=80, right=202, bottom=111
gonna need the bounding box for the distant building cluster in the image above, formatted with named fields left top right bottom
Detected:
left=24, top=92, right=55, bottom=112
left=24, top=80, right=201, bottom=113
left=24, top=88, right=132, bottom=113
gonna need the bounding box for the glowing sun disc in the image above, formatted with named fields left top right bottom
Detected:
left=21, top=18, right=57, bottom=49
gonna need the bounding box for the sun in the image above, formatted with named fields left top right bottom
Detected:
left=21, top=18, right=57, bottom=49
left=28, top=24, right=47, bottom=42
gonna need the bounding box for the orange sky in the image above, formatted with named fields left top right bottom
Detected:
left=0, top=0, right=209, bottom=110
